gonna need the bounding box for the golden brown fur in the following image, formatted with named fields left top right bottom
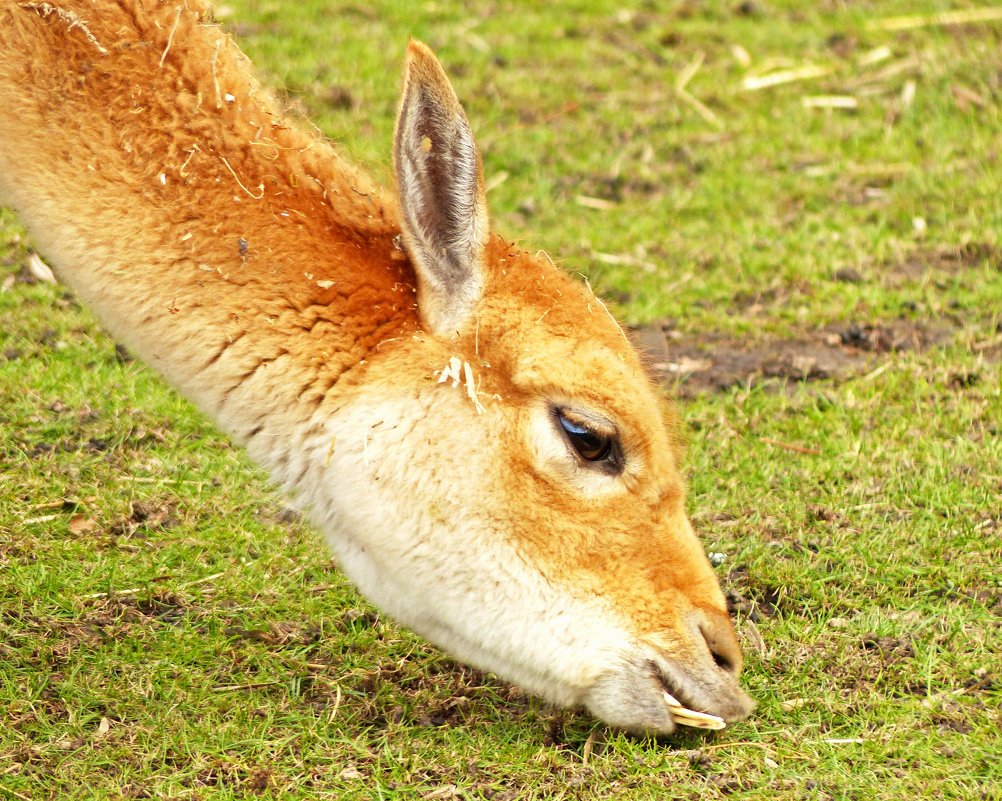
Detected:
left=1, top=0, right=408, bottom=417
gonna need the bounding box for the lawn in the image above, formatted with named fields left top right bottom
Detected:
left=1, top=0, right=1000, bottom=798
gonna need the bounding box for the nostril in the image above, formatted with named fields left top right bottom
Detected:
left=710, top=648, right=734, bottom=674
left=698, top=617, right=743, bottom=676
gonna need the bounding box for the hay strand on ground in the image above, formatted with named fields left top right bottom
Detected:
left=868, top=7, right=1002, bottom=31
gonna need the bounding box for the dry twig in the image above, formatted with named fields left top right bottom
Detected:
left=19, top=2, right=108, bottom=53
left=23, top=513, right=60, bottom=525
left=674, top=51, right=722, bottom=128
left=742, top=65, right=830, bottom=91
left=803, top=95, right=858, bottom=109
left=212, top=681, right=281, bottom=692
left=576, top=195, right=617, bottom=210
left=25, top=252, right=56, bottom=283
left=761, top=437, right=821, bottom=455
left=867, top=7, right=1002, bottom=31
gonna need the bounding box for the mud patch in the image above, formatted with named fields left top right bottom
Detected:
left=859, top=634, right=916, bottom=664
left=724, top=568, right=788, bottom=621
left=109, top=498, right=181, bottom=538
left=630, top=319, right=955, bottom=398
left=225, top=620, right=322, bottom=648
left=878, top=242, right=1002, bottom=286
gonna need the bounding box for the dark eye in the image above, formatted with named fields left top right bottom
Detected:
left=557, top=410, right=615, bottom=463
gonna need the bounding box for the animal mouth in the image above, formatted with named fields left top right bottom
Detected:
left=661, top=689, right=726, bottom=730
left=650, top=656, right=745, bottom=732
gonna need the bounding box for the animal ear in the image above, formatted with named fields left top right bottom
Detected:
left=393, top=40, right=489, bottom=336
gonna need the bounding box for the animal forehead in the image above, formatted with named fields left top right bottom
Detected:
left=521, top=336, right=635, bottom=385
left=479, top=243, right=660, bottom=407
left=508, top=334, right=664, bottom=425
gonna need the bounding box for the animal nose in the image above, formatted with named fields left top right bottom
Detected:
left=698, top=613, right=744, bottom=676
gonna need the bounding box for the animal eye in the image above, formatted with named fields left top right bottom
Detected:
left=557, top=410, right=615, bottom=463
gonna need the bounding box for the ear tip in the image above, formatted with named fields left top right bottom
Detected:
left=406, top=38, right=432, bottom=56
left=402, top=39, right=461, bottom=111
left=404, top=39, right=439, bottom=71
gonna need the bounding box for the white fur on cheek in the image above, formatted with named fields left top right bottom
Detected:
left=273, top=386, right=636, bottom=706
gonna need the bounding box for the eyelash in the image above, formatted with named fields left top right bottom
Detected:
left=555, top=408, right=623, bottom=473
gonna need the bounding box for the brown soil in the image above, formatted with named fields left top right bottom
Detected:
left=877, top=242, right=1002, bottom=286
left=629, top=319, right=956, bottom=399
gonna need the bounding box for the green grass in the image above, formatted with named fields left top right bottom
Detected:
left=2, top=1, right=1001, bottom=798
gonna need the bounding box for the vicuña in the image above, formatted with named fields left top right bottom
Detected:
left=0, top=0, right=754, bottom=733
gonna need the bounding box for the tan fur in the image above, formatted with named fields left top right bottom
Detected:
left=0, top=0, right=754, bottom=733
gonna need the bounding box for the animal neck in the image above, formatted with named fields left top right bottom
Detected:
left=0, top=0, right=420, bottom=446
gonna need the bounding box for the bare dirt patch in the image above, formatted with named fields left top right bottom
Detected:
left=108, top=498, right=182, bottom=538
left=878, top=242, right=1002, bottom=286
left=630, top=319, right=956, bottom=398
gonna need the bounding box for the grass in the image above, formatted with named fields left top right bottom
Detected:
left=1, top=0, right=1000, bottom=798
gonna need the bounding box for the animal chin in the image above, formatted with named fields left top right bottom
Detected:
left=650, top=652, right=756, bottom=729
left=579, top=649, right=755, bottom=736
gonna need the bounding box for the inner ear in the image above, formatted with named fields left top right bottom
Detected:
left=393, top=40, right=488, bottom=336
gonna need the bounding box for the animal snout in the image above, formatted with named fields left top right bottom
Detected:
left=698, top=615, right=743, bottom=676
left=687, top=607, right=744, bottom=679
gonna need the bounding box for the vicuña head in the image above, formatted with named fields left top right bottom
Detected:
left=0, top=0, right=753, bottom=734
